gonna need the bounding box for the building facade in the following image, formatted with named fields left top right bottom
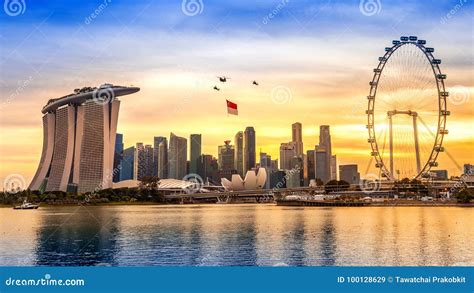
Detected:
left=339, top=164, right=360, bottom=185
left=432, top=170, right=448, bottom=180
left=234, top=131, right=244, bottom=176
left=134, top=143, right=145, bottom=180
left=157, top=139, right=168, bottom=179
left=279, top=142, right=296, bottom=170
left=190, top=134, right=202, bottom=174
left=168, top=133, right=187, bottom=179
left=243, top=127, right=256, bottom=173
left=120, top=146, right=135, bottom=181
left=307, top=150, right=316, bottom=181
left=153, top=136, right=167, bottom=178
left=292, top=122, right=303, bottom=156
left=315, top=146, right=329, bottom=183
left=113, top=133, right=124, bottom=183
left=331, top=155, right=337, bottom=180
left=197, top=154, right=219, bottom=183
left=28, top=85, right=140, bottom=193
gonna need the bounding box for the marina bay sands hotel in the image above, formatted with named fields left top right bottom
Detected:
left=28, top=84, right=140, bottom=193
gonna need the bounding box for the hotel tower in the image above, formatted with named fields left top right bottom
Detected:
left=29, top=84, right=140, bottom=193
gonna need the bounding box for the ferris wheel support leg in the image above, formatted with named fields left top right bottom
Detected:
left=413, top=115, right=421, bottom=175
left=389, top=115, right=394, bottom=178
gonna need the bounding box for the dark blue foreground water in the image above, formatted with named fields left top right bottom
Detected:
left=1, top=205, right=473, bottom=266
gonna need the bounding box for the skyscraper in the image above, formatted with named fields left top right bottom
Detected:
left=120, top=146, right=135, bottom=181
left=260, top=152, right=272, bottom=169
left=292, top=122, right=303, bottom=156
left=168, top=133, right=187, bottom=179
left=113, top=133, right=124, bottom=183
left=234, top=131, right=244, bottom=176
left=260, top=152, right=273, bottom=189
left=243, top=127, right=256, bottom=172
left=291, top=156, right=304, bottom=187
left=331, top=155, right=337, bottom=180
left=339, top=164, right=360, bottom=185
left=28, top=84, right=140, bottom=193
left=197, top=154, right=219, bottom=183
left=134, top=143, right=146, bottom=180
left=318, top=125, right=332, bottom=182
left=190, top=134, right=202, bottom=174
left=279, top=142, right=296, bottom=170
left=144, top=144, right=154, bottom=177
left=218, top=140, right=235, bottom=180
left=157, top=139, right=168, bottom=179
left=306, top=150, right=316, bottom=180
left=153, top=136, right=166, bottom=176
left=315, top=145, right=329, bottom=183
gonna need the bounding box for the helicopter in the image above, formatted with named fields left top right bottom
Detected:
left=213, top=86, right=220, bottom=91
left=252, top=80, right=259, bottom=86
left=217, top=76, right=231, bottom=82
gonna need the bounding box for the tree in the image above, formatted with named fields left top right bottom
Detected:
left=139, top=176, right=160, bottom=191
left=315, top=178, right=324, bottom=186
left=455, top=188, right=474, bottom=203
left=138, top=176, right=165, bottom=203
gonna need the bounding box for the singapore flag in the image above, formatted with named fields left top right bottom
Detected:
left=226, top=99, right=238, bottom=115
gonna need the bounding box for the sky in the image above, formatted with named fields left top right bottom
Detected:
left=0, top=0, right=473, bottom=187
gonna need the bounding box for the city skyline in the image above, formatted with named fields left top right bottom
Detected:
left=1, top=1, right=473, bottom=185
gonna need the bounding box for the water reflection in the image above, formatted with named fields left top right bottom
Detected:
left=0, top=205, right=473, bottom=266
left=34, top=206, right=119, bottom=266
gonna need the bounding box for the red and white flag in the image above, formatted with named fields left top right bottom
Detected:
left=226, top=99, right=238, bottom=115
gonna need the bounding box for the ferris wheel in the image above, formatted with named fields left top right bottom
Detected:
left=366, top=36, right=449, bottom=181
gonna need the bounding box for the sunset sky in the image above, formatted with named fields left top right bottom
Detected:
left=0, top=0, right=473, bottom=186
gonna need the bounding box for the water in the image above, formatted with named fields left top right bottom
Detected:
left=1, top=204, right=473, bottom=266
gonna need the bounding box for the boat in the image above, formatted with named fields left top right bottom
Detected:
left=13, top=200, right=39, bottom=210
